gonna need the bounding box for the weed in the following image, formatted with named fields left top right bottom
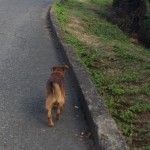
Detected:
left=140, top=84, right=150, bottom=96
left=119, top=75, right=139, bottom=83
left=130, top=104, right=150, bottom=112
left=108, top=84, right=125, bottom=95
left=113, top=45, right=146, bottom=62
left=120, top=110, right=134, bottom=121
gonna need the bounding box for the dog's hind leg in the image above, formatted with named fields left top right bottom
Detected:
left=46, top=97, right=55, bottom=127
left=56, top=97, right=65, bottom=120
left=47, top=107, right=54, bottom=127
left=56, top=106, right=61, bottom=120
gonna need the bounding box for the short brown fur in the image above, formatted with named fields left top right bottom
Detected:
left=45, top=65, right=68, bottom=127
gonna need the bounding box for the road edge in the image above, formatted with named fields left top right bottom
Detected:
left=49, top=7, right=129, bottom=150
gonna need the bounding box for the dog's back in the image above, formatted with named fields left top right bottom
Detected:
left=46, top=72, right=64, bottom=99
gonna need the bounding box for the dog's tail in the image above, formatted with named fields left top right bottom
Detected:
left=46, top=82, right=64, bottom=98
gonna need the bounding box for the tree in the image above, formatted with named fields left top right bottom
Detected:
left=113, top=0, right=150, bottom=47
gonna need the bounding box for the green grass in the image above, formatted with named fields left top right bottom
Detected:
left=53, top=3, right=69, bottom=24
left=53, top=0, right=150, bottom=149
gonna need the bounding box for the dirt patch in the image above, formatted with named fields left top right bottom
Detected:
left=66, top=16, right=101, bottom=46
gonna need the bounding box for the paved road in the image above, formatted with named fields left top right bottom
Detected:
left=0, top=0, right=96, bottom=150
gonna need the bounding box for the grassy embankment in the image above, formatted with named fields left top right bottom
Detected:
left=52, top=0, right=150, bottom=149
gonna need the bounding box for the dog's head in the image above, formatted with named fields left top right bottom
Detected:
left=52, top=65, right=69, bottom=75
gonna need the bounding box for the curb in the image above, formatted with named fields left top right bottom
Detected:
left=49, top=7, right=129, bottom=150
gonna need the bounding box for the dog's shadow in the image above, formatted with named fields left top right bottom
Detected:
left=22, top=95, right=48, bottom=127
left=23, top=94, right=60, bottom=127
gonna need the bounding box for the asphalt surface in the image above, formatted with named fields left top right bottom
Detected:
left=0, top=0, right=96, bottom=150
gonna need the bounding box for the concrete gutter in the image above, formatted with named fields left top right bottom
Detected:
left=49, top=7, right=129, bottom=150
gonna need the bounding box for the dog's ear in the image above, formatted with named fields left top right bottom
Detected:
left=62, top=65, right=69, bottom=72
left=63, top=65, right=69, bottom=70
left=52, top=67, right=57, bottom=71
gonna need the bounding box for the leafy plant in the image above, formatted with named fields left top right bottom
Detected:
left=130, top=103, right=150, bottom=112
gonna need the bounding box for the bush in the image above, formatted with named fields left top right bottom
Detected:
left=139, top=9, right=150, bottom=47
left=113, top=0, right=150, bottom=48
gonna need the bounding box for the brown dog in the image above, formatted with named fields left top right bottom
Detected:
left=45, top=65, right=68, bottom=127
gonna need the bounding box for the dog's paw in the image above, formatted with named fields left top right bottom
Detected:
left=48, top=122, right=54, bottom=127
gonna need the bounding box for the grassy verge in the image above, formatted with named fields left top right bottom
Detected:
left=52, top=0, right=150, bottom=149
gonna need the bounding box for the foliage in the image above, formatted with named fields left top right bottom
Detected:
left=113, top=0, right=150, bottom=47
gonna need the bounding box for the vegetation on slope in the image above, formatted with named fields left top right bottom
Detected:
left=53, top=0, right=150, bottom=149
